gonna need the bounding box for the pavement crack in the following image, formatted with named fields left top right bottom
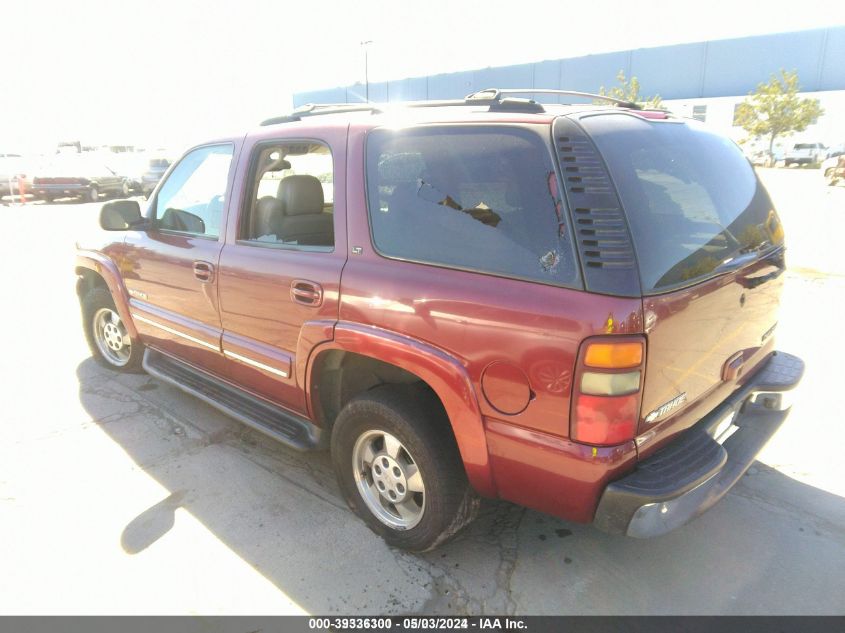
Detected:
left=488, top=503, right=525, bottom=615
left=730, top=484, right=845, bottom=540
left=412, top=501, right=527, bottom=615
left=409, top=552, right=472, bottom=615
left=232, top=439, right=348, bottom=512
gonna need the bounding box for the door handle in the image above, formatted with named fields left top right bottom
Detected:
left=737, top=267, right=784, bottom=289
left=193, top=260, right=214, bottom=283
left=722, top=351, right=745, bottom=381
left=290, top=279, right=323, bottom=307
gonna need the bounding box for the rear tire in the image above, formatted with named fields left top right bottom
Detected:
left=331, top=385, right=479, bottom=552
left=88, top=185, right=99, bottom=202
left=81, top=286, right=144, bottom=372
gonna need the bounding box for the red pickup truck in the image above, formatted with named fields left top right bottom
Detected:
left=75, top=90, right=803, bottom=551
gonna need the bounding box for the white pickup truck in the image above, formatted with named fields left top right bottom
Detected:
left=784, top=142, right=827, bottom=166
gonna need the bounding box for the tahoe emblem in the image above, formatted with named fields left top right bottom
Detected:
left=645, top=393, right=688, bottom=423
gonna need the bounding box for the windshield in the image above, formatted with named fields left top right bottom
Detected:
left=580, top=114, right=784, bottom=293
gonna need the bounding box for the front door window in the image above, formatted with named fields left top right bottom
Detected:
left=155, top=144, right=234, bottom=239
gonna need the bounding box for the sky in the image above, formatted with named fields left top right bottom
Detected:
left=2, top=0, right=844, bottom=154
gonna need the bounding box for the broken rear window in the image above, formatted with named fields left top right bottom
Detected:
left=365, top=126, right=580, bottom=289
left=580, top=114, right=784, bottom=292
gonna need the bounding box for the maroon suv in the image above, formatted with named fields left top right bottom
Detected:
left=75, top=89, right=803, bottom=551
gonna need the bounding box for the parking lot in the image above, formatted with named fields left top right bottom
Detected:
left=0, top=168, right=844, bottom=615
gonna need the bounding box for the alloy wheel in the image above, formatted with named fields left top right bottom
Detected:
left=352, top=430, right=426, bottom=530
left=92, top=307, right=132, bottom=367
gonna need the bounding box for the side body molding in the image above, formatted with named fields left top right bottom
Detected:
left=306, top=322, right=496, bottom=497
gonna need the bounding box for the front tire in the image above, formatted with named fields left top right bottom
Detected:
left=331, top=385, right=479, bottom=552
left=88, top=185, right=99, bottom=202
left=81, top=286, right=144, bottom=372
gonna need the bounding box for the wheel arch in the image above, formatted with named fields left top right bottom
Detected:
left=75, top=252, right=138, bottom=339
left=306, top=323, right=496, bottom=497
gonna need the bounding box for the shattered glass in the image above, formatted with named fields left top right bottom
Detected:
left=366, top=126, right=581, bottom=289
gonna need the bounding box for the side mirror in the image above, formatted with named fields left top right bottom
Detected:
left=100, top=200, right=145, bottom=231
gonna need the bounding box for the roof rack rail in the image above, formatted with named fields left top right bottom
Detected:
left=464, top=92, right=546, bottom=113
left=259, top=93, right=557, bottom=126
left=260, top=103, right=383, bottom=126
left=258, top=87, right=639, bottom=127
left=465, top=88, right=641, bottom=110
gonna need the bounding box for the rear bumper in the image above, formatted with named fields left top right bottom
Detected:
left=594, top=351, right=804, bottom=537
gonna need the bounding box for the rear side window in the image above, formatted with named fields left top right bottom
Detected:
left=366, top=126, right=580, bottom=288
left=240, top=142, right=334, bottom=249
left=580, top=114, right=784, bottom=292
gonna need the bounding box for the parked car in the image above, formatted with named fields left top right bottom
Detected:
left=139, top=157, right=171, bottom=198
left=748, top=150, right=773, bottom=167
left=784, top=142, right=827, bottom=166
left=75, top=90, right=803, bottom=551
left=104, top=153, right=146, bottom=197
left=109, top=154, right=172, bottom=197
left=0, top=154, right=33, bottom=201
left=32, top=154, right=125, bottom=202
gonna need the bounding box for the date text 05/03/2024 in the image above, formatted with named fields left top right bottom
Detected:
left=307, top=617, right=527, bottom=630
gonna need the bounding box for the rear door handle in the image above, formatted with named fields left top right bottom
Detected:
left=193, top=260, right=214, bottom=283
left=290, top=279, right=323, bottom=306
left=738, top=267, right=784, bottom=289
left=722, top=351, right=745, bottom=381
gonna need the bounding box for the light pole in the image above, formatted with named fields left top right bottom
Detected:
left=361, top=40, right=373, bottom=102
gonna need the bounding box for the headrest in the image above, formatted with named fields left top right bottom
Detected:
left=256, top=195, right=283, bottom=218
left=278, top=175, right=324, bottom=216
left=254, top=196, right=284, bottom=236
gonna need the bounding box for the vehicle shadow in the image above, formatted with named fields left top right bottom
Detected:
left=75, top=358, right=845, bottom=615
left=76, top=357, right=455, bottom=613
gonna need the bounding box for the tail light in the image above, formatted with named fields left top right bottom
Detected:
left=570, top=336, right=645, bottom=446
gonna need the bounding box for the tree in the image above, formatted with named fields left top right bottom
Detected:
left=597, top=71, right=662, bottom=109
left=734, top=70, right=824, bottom=158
